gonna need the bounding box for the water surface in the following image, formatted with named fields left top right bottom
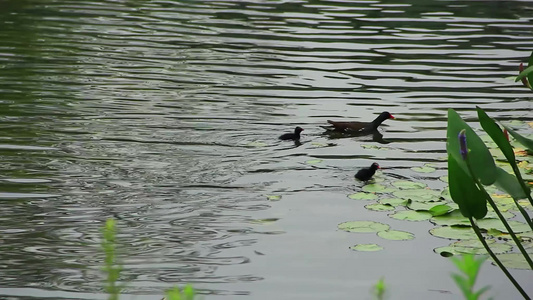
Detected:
left=0, top=0, right=532, bottom=299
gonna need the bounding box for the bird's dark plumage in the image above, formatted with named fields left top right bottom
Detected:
left=324, top=111, right=395, bottom=133
left=355, top=162, right=380, bottom=181
left=279, top=126, right=304, bottom=141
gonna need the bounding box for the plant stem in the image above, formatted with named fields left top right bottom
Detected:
left=465, top=160, right=533, bottom=270
left=468, top=217, right=531, bottom=300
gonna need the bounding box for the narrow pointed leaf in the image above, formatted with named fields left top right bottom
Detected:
left=447, top=109, right=497, bottom=185
left=503, top=125, right=533, bottom=152
left=515, top=65, right=533, bottom=82
left=477, top=107, right=516, bottom=162
left=528, top=51, right=533, bottom=85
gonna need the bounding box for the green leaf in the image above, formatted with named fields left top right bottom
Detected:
left=429, top=204, right=453, bottom=216
left=447, top=109, right=497, bottom=185
left=338, top=221, right=390, bottom=233
left=515, top=65, right=533, bottom=82
left=350, top=243, right=384, bottom=252
left=503, top=125, right=533, bottom=152
left=494, top=167, right=528, bottom=200
left=448, top=154, right=488, bottom=219
left=477, top=107, right=517, bottom=163
left=377, top=230, right=415, bottom=241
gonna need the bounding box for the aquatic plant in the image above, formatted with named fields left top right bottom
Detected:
left=446, top=108, right=532, bottom=298
left=101, top=219, right=124, bottom=300
left=516, top=50, right=533, bottom=91
left=101, top=219, right=197, bottom=300
left=165, top=285, right=196, bottom=300
left=372, top=277, right=387, bottom=300
left=450, top=255, right=492, bottom=300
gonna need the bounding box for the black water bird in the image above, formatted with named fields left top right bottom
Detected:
left=323, top=112, right=395, bottom=133
left=279, top=126, right=304, bottom=141
left=355, top=162, right=380, bottom=181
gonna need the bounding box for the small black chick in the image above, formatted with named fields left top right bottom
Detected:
left=355, top=162, right=380, bottom=181
left=279, top=126, right=304, bottom=141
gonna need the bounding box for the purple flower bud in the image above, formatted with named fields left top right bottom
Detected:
left=458, top=129, right=468, bottom=160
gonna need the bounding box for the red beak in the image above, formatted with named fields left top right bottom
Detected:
left=390, top=115, right=395, bottom=119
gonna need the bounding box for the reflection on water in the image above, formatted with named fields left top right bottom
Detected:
left=0, top=0, right=532, bottom=299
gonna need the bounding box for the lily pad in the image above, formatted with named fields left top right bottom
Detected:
left=350, top=243, right=384, bottom=252
left=379, top=198, right=408, bottom=207
left=377, top=230, right=415, bottom=241
left=393, top=189, right=440, bottom=202
left=434, top=239, right=511, bottom=256
left=429, top=204, right=453, bottom=216
left=365, top=203, right=395, bottom=212
left=338, top=221, right=390, bottom=233
left=407, top=200, right=447, bottom=211
left=411, top=165, right=436, bottom=173
left=389, top=210, right=432, bottom=221
left=492, top=253, right=531, bottom=270
left=266, top=195, right=281, bottom=201
left=392, top=180, right=427, bottom=189
left=362, top=184, right=395, bottom=193
left=348, top=192, right=378, bottom=201
left=306, top=159, right=323, bottom=165
left=439, top=176, right=449, bottom=183
left=477, top=219, right=531, bottom=233
left=431, top=210, right=471, bottom=227
left=430, top=226, right=478, bottom=240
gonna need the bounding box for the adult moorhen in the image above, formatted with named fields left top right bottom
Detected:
left=279, top=126, right=304, bottom=141
left=355, top=162, right=380, bottom=181
left=324, top=111, right=395, bottom=133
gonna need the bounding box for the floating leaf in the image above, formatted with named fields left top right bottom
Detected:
left=266, top=195, right=281, bottom=201
left=430, top=226, right=478, bottom=240
left=250, top=218, right=279, bottom=224
left=439, top=176, right=449, bottom=183
left=429, top=204, right=453, bottom=216
left=350, top=243, right=384, bottom=252
left=377, top=230, right=415, bottom=241
left=431, top=210, right=471, bottom=227
left=362, top=184, right=395, bottom=193
left=411, top=165, right=436, bottom=173
left=408, top=201, right=447, bottom=211
left=392, top=180, right=426, bottom=189
left=492, top=253, right=532, bottom=270
left=477, top=219, right=531, bottom=233
left=434, top=239, right=511, bottom=256
left=306, top=159, right=323, bottom=165
left=338, top=221, right=390, bottom=233
left=393, top=189, right=440, bottom=202
left=365, top=203, right=395, bottom=212
left=379, top=198, right=408, bottom=207
left=389, top=210, right=432, bottom=221
left=348, top=192, right=378, bottom=201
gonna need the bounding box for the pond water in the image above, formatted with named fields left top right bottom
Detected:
left=0, top=0, right=532, bottom=299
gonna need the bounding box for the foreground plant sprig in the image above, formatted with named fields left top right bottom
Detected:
left=102, top=219, right=123, bottom=300
left=450, top=255, right=492, bottom=300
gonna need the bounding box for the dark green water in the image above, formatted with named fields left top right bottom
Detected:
left=0, top=0, right=532, bottom=299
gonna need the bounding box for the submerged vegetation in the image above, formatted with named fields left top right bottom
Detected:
left=101, top=219, right=197, bottom=300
